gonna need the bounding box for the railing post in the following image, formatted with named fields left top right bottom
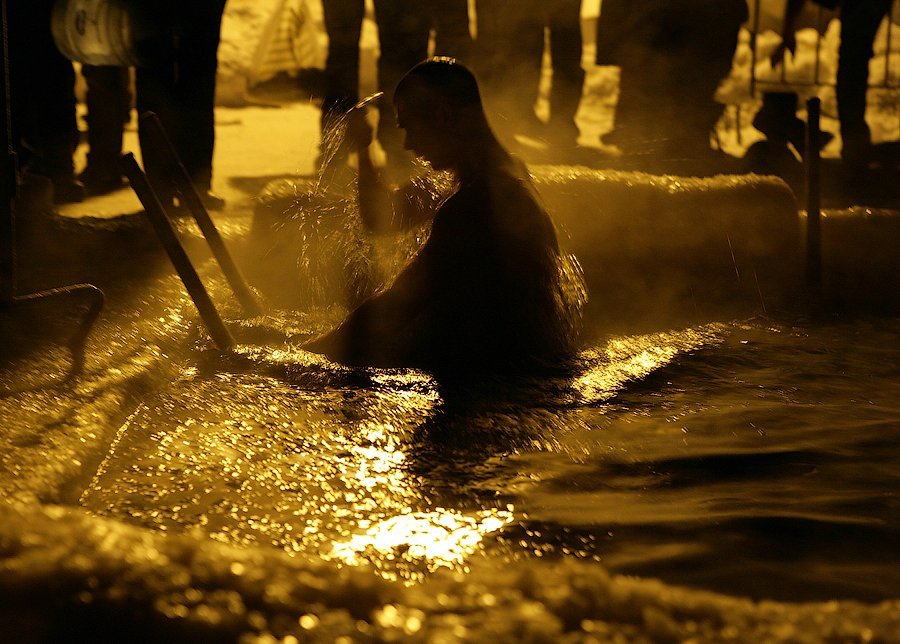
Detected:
left=1, top=0, right=15, bottom=302
left=120, top=153, right=234, bottom=351
left=139, top=111, right=263, bottom=317
left=805, top=96, right=822, bottom=290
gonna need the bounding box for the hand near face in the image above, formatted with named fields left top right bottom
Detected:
left=346, top=108, right=374, bottom=152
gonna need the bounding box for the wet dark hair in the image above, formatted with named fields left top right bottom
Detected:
left=393, top=57, right=485, bottom=116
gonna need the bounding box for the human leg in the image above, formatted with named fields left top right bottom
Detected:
left=836, top=0, right=893, bottom=164
left=8, top=0, right=82, bottom=203
left=665, top=0, right=746, bottom=159
left=547, top=0, right=585, bottom=146
left=372, top=0, right=430, bottom=163
left=320, top=0, right=365, bottom=167
left=170, top=0, right=227, bottom=196
left=598, top=0, right=669, bottom=154
left=80, top=65, right=131, bottom=194
left=473, top=0, right=545, bottom=140
left=136, top=7, right=179, bottom=196
left=430, top=0, right=473, bottom=62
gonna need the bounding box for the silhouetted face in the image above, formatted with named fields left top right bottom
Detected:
left=395, top=96, right=454, bottom=171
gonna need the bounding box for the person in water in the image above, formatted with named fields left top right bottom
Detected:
left=304, top=58, right=579, bottom=372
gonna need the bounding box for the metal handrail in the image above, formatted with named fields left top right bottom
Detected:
left=749, top=0, right=899, bottom=95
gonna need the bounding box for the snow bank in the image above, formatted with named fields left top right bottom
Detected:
left=532, top=167, right=802, bottom=327
left=1, top=500, right=897, bottom=642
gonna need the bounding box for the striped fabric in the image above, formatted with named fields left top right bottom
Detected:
left=250, top=0, right=326, bottom=86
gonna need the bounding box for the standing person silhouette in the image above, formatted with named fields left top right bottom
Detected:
left=318, top=0, right=365, bottom=176
left=305, top=59, right=580, bottom=372
left=136, top=0, right=227, bottom=210
left=79, top=65, right=131, bottom=196
left=595, top=0, right=747, bottom=164
left=771, top=0, right=893, bottom=168
left=475, top=0, right=585, bottom=154
left=7, top=0, right=84, bottom=204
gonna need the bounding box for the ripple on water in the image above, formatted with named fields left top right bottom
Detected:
left=7, top=313, right=897, bottom=640
left=76, top=320, right=727, bottom=584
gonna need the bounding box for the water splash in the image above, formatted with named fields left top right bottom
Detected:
left=258, top=168, right=457, bottom=311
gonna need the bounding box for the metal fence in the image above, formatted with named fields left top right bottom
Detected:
left=748, top=0, right=900, bottom=95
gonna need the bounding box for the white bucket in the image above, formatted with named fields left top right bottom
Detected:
left=50, top=0, right=164, bottom=67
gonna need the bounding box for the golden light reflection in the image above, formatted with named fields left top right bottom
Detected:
left=172, top=216, right=251, bottom=238
left=81, top=358, right=483, bottom=583
left=573, top=326, right=725, bottom=402
left=352, top=424, right=406, bottom=489
left=326, top=508, right=514, bottom=581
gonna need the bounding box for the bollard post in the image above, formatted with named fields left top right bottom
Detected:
left=139, top=112, right=263, bottom=317
left=805, top=97, right=822, bottom=290
left=120, top=153, right=234, bottom=351
left=1, top=0, right=15, bottom=302
left=749, top=0, right=761, bottom=98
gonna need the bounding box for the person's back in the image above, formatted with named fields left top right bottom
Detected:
left=403, top=158, right=568, bottom=368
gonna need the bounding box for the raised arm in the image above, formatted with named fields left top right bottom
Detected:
left=349, top=102, right=441, bottom=234
left=348, top=108, right=396, bottom=233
